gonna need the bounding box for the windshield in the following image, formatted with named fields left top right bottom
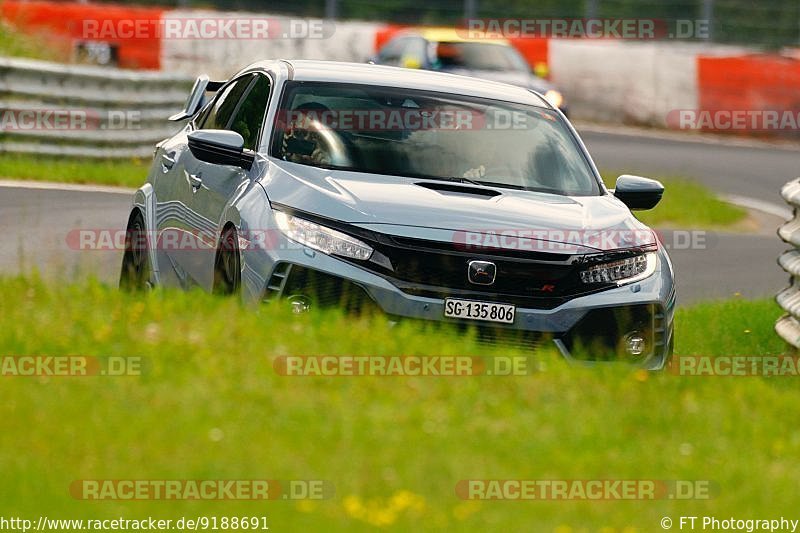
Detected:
left=433, top=42, right=530, bottom=72
left=271, top=82, right=600, bottom=196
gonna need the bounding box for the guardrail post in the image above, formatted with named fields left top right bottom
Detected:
left=775, top=177, right=800, bottom=347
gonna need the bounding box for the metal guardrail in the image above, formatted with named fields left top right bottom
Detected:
left=776, top=178, right=800, bottom=347
left=0, top=57, right=193, bottom=158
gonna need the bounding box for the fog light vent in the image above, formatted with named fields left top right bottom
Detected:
left=287, top=295, right=311, bottom=314
left=624, top=331, right=646, bottom=356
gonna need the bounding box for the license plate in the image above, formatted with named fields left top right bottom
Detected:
left=444, top=298, right=516, bottom=324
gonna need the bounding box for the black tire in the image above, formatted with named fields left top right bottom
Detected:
left=213, top=225, right=241, bottom=295
left=119, top=211, right=152, bottom=291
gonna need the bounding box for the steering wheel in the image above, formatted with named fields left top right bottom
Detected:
left=283, top=103, right=354, bottom=167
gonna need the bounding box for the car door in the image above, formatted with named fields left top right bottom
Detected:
left=178, top=72, right=272, bottom=291
left=152, top=131, right=189, bottom=287
left=154, top=75, right=253, bottom=288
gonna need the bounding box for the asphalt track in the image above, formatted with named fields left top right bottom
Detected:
left=580, top=127, right=798, bottom=208
left=0, top=129, right=793, bottom=305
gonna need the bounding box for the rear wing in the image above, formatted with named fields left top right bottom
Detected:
left=169, top=75, right=226, bottom=121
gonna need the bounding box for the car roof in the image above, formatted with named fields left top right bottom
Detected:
left=250, top=60, right=548, bottom=108
left=412, top=27, right=511, bottom=45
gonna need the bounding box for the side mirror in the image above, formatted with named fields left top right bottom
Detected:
left=613, top=175, right=664, bottom=210
left=187, top=130, right=254, bottom=170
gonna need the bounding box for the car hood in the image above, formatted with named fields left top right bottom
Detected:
left=438, top=67, right=552, bottom=93
left=261, top=160, right=655, bottom=253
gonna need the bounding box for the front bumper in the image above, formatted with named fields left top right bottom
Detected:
left=242, top=230, right=676, bottom=370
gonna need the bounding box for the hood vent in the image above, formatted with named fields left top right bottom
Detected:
left=414, top=181, right=501, bottom=198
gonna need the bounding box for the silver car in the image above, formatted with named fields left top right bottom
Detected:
left=120, top=60, right=675, bottom=368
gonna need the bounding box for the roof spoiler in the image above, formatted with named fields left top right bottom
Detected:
left=169, top=75, right=226, bottom=121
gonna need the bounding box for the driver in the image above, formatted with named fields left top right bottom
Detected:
left=281, top=102, right=339, bottom=165
left=460, top=132, right=516, bottom=183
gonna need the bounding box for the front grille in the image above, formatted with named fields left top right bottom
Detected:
left=263, top=262, right=292, bottom=301
left=382, top=315, right=551, bottom=353
left=268, top=205, right=636, bottom=309
left=473, top=327, right=550, bottom=352
left=653, top=309, right=666, bottom=351
left=351, top=233, right=611, bottom=309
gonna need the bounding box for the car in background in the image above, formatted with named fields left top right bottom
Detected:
left=372, top=28, right=567, bottom=115
left=120, top=60, right=673, bottom=368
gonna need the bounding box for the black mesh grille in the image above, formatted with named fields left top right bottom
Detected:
left=352, top=234, right=609, bottom=309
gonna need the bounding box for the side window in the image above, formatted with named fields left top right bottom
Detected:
left=193, top=99, right=213, bottom=128
left=228, top=74, right=271, bottom=151
left=402, top=37, right=428, bottom=68
left=198, top=75, right=254, bottom=130
left=378, top=37, right=409, bottom=66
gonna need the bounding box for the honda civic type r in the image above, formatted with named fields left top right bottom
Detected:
left=120, top=60, right=675, bottom=368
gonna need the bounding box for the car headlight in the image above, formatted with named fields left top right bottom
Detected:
left=544, top=89, right=564, bottom=109
left=274, top=211, right=373, bottom=261
left=579, top=252, right=657, bottom=285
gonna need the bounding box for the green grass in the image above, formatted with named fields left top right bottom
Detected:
left=0, top=276, right=792, bottom=530
left=674, top=297, right=784, bottom=356
left=0, top=154, right=149, bottom=189
left=603, top=174, right=748, bottom=228
left=0, top=22, right=61, bottom=61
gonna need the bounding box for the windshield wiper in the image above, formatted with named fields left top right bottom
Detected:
left=452, top=176, right=483, bottom=186
left=439, top=177, right=530, bottom=190
left=422, top=175, right=486, bottom=187
left=468, top=178, right=567, bottom=195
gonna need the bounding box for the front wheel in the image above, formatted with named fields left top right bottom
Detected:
left=213, top=225, right=241, bottom=295
left=119, top=211, right=152, bottom=291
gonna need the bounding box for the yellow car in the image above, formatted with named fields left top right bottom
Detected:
left=373, top=28, right=566, bottom=114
